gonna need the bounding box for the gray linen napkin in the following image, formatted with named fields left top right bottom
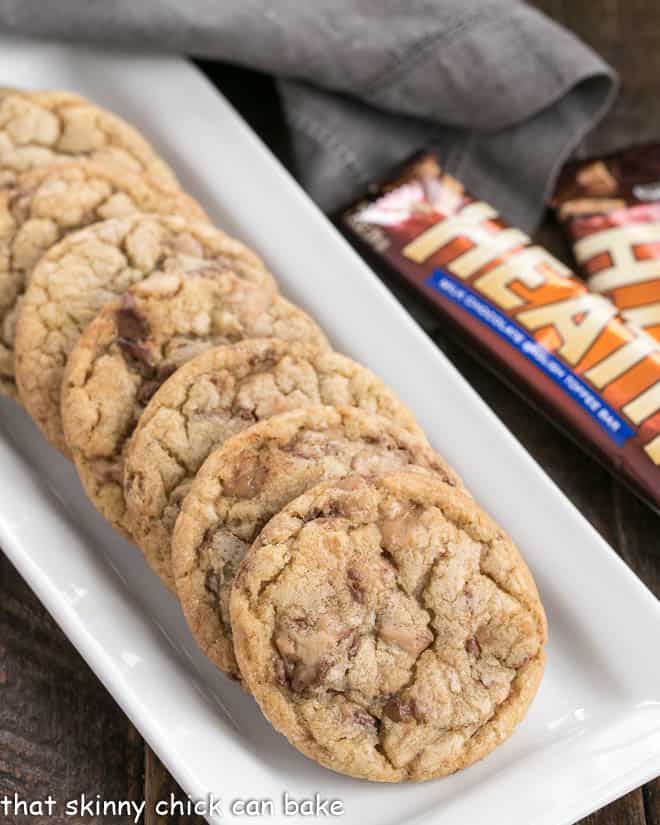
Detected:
left=0, top=0, right=617, bottom=232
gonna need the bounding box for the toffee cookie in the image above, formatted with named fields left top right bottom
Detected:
left=0, top=89, right=175, bottom=186
left=123, top=338, right=423, bottom=589
left=14, top=213, right=273, bottom=452
left=172, top=405, right=462, bottom=678
left=0, top=161, right=207, bottom=399
left=231, top=471, right=547, bottom=782
left=61, top=268, right=328, bottom=536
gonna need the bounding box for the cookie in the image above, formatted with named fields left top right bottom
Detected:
left=123, top=338, right=423, bottom=589
left=14, top=213, right=273, bottom=453
left=0, top=89, right=176, bottom=186
left=230, top=471, right=547, bottom=782
left=0, top=161, right=207, bottom=399
left=61, top=268, right=328, bottom=536
left=172, top=404, right=462, bottom=678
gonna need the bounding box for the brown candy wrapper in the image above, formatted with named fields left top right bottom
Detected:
left=553, top=145, right=660, bottom=341
left=339, top=152, right=660, bottom=513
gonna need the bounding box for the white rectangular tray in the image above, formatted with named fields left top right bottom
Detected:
left=1, top=36, right=659, bottom=825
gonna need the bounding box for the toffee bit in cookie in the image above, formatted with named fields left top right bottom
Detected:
left=383, top=696, right=410, bottom=723
left=465, top=637, right=481, bottom=657
left=232, top=405, right=258, bottom=422
left=347, top=568, right=364, bottom=603
left=225, top=453, right=267, bottom=499
left=353, top=709, right=378, bottom=729
left=377, top=618, right=433, bottom=657
left=380, top=511, right=419, bottom=553
left=303, top=502, right=340, bottom=522
left=247, top=353, right=276, bottom=370
left=290, top=658, right=332, bottom=693
left=347, top=632, right=361, bottom=659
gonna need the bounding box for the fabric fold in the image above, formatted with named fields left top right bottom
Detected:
left=278, top=70, right=616, bottom=231
left=0, top=0, right=617, bottom=229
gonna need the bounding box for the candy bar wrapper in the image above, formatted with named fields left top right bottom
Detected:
left=553, top=145, right=660, bottom=341
left=339, top=152, right=660, bottom=511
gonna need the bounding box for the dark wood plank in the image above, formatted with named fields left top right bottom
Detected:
left=0, top=552, right=143, bottom=824
left=643, top=777, right=660, bottom=825
left=581, top=789, right=647, bottom=825
left=126, top=724, right=146, bottom=818
left=613, top=483, right=660, bottom=599
left=532, top=0, right=660, bottom=156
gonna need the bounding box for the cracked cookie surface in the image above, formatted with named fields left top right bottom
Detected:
left=173, top=404, right=462, bottom=678
left=61, top=268, right=328, bottom=536
left=231, top=471, right=546, bottom=782
left=14, top=213, right=273, bottom=453
left=124, top=338, right=423, bottom=590
left=0, top=161, right=207, bottom=399
left=0, top=89, right=176, bottom=186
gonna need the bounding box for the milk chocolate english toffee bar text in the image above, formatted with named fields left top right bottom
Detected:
left=340, top=153, right=660, bottom=511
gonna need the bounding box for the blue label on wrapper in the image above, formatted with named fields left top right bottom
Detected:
left=426, top=270, right=636, bottom=447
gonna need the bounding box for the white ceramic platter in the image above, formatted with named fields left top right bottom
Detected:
left=0, top=36, right=659, bottom=825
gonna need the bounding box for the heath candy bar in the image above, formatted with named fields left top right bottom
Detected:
left=340, top=152, right=660, bottom=511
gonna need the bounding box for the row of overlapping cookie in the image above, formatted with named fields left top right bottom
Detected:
left=0, top=89, right=547, bottom=782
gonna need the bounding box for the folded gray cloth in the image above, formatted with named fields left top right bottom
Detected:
left=0, top=0, right=617, bottom=232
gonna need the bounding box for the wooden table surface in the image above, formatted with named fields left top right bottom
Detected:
left=1, top=61, right=659, bottom=825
